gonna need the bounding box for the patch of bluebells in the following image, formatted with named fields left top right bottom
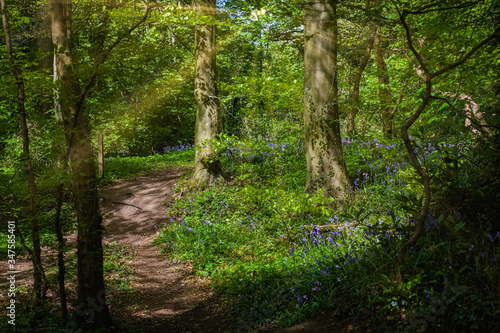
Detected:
left=343, top=137, right=409, bottom=191
left=275, top=217, right=395, bottom=309
left=278, top=211, right=454, bottom=306
left=342, top=136, right=473, bottom=193
left=425, top=212, right=440, bottom=232
left=221, top=138, right=304, bottom=176
left=162, top=142, right=194, bottom=154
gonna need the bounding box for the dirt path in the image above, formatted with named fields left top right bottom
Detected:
left=0, top=167, right=350, bottom=332
left=98, top=167, right=237, bottom=332
left=0, top=167, right=236, bottom=333
left=99, top=168, right=368, bottom=333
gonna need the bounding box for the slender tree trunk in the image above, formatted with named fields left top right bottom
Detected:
left=371, top=18, right=394, bottom=139
left=395, top=7, right=498, bottom=282
left=48, top=0, right=111, bottom=327
left=347, top=30, right=374, bottom=137
left=303, top=0, right=351, bottom=205
left=1, top=0, right=44, bottom=303
left=191, top=0, right=221, bottom=189
left=53, top=184, right=68, bottom=323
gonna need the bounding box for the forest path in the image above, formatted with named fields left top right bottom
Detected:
left=101, top=167, right=360, bottom=333
left=99, top=167, right=237, bottom=332
left=0, top=167, right=352, bottom=332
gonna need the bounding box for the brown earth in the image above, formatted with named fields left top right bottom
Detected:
left=97, top=167, right=239, bottom=332
left=1, top=167, right=371, bottom=333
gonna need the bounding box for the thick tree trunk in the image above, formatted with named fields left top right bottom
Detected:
left=192, top=0, right=221, bottom=189
left=371, top=20, right=394, bottom=139
left=303, top=0, right=351, bottom=205
left=48, top=0, right=111, bottom=327
left=1, top=0, right=44, bottom=302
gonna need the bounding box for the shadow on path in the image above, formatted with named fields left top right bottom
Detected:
left=99, top=167, right=237, bottom=332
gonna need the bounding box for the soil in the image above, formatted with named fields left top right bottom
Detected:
left=97, top=167, right=238, bottom=332
left=1, top=167, right=367, bottom=333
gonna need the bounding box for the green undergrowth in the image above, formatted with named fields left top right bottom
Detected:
left=0, top=243, right=135, bottom=333
left=154, top=136, right=500, bottom=332
left=102, top=148, right=195, bottom=181
left=103, top=242, right=135, bottom=291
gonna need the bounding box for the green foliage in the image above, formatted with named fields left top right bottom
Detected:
left=102, top=147, right=194, bottom=181
left=103, top=243, right=134, bottom=291
left=1, top=0, right=500, bottom=331
left=155, top=133, right=500, bottom=331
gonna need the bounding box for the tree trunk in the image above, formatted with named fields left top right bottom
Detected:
left=395, top=7, right=498, bottom=283
left=48, top=0, right=112, bottom=327
left=347, top=30, right=374, bottom=137
left=303, top=0, right=351, bottom=205
left=371, top=19, right=394, bottom=139
left=1, top=0, right=44, bottom=303
left=191, top=0, right=221, bottom=189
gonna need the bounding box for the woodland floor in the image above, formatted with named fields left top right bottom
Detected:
left=0, top=167, right=370, bottom=332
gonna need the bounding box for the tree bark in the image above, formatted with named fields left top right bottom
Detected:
left=303, top=0, right=351, bottom=205
left=48, top=0, right=112, bottom=327
left=395, top=5, right=499, bottom=282
left=191, top=0, right=221, bottom=189
left=371, top=12, right=394, bottom=139
left=347, top=30, right=374, bottom=137
left=1, top=0, right=45, bottom=303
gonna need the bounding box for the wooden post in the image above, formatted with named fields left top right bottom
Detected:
left=98, top=132, right=104, bottom=178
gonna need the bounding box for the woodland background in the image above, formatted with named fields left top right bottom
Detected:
left=1, top=0, right=500, bottom=332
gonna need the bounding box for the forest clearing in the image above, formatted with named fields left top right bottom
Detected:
left=1, top=0, right=499, bottom=332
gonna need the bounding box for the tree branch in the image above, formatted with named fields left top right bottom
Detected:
left=430, top=95, right=500, bottom=130
left=398, top=9, right=430, bottom=75
left=77, top=6, right=152, bottom=108
left=431, top=27, right=500, bottom=77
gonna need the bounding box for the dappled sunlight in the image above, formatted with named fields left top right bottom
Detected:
left=1, top=0, right=499, bottom=332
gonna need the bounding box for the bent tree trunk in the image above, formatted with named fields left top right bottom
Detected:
left=48, top=0, right=111, bottom=327
left=191, top=0, right=221, bottom=189
left=303, top=0, right=351, bottom=205
left=395, top=6, right=498, bottom=282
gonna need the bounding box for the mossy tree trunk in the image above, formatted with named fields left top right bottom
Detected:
left=303, top=0, right=351, bottom=205
left=48, top=0, right=112, bottom=327
left=191, top=0, right=221, bottom=189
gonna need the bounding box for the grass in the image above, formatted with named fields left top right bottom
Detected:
left=102, top=147, right=195, bottom=181
left=153, top=135, right=500, bottom=332
left=104, top=243, right=135, bottom=291
left=1, top=135, right=499, bottom=332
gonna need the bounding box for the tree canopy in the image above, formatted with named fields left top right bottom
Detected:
left=1, top=0, right=499, bottom=331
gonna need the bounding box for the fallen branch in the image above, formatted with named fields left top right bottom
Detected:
left=109, top=201, right=144, bottom=212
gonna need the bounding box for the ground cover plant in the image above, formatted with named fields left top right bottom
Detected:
left=102, top=143, right=195, bottom=181
left=155, top=135, right=500, bottom=332
left=1, top=0, right=500, bottom=331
